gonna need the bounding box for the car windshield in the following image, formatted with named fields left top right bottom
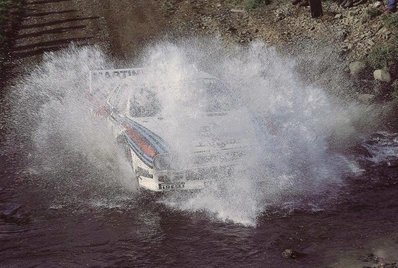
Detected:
left=129, top=86, right=160, bottom=117
left=204, top=79, right=236, bottom=113
left=108, top=83, right=160, bottom=117
left=108, top=78, right=235, bottom=117
left=181, top=78, right=236, bottom=113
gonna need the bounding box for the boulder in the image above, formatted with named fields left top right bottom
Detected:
left=387, top=159, right=398, bottom=167
left=373, top=69, right=392, bottom=82
left=0, top=203, right=21, bottom=218
left=373, top=1, right=383, bottom=8
left=349, top=61, right=366, bottom=76
left=230, top=9, right=245, bottom=13
left=282, top=249, right=296, bottom=259
left=0, top=203, right=29, bottom=223
left=282, top=249, right=306, bottom=259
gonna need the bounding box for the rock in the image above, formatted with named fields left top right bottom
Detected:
left=348, top=10, right=358, bottom=17
left=358, top=94, right=375, bottom=103
left=334, top=13, right=342, bottom=19
left=374, top=69, right=392, bottom=82
left=282, top=249, right=296, bottom=259
left=349, top=61, right=366, bottom=76
left=377, top=27, right=392, bottom=39
left=275, top=12, right=285, bottom=21
left=387, top=159, right=398, bottom=167
left=0, top=203, right=29, bottom=223
left=366, top=39, right=375, bottom=46
left=282, top=249, right=306, bottom=259
left=230, top=9, right=245, bottom=13
left=373, top=1, right=383, bottom=8
left=361, top=14, right=370, bottom=24
left=227, top=26, right=237, bottom=33
left=337, top=29, right=349, bottom=41
left=0, top=203, right=21, bottom=218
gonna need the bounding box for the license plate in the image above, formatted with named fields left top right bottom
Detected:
left=159, top=182, right=185, bottom=190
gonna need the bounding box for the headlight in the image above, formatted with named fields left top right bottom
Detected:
left=158, top=175, right=170, bottom=183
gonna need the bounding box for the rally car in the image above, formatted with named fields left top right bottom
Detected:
left=89, top=68, right=252, bottom=192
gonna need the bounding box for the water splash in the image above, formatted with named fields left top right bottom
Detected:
left=5, top=40, right=375, bottom=226
left=6, top=46, right=137, bottom=200
left=363, top=132, right=398, bottom=166
left=144, top=41, right=358, bottom=225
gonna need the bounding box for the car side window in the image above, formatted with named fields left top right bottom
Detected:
left=129, top=87, right=160, bottom=117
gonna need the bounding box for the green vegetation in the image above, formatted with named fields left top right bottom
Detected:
left=244, top=0, right=271, bottom=10
left=367, top=41, right=398, bottom=69
left=383, top=14, right=398, bottom=31
left=366, top=7, right=382, bottom=19
left=367, top=15, right=398, bottom=69
left=162, top=1, right=176, bottom=13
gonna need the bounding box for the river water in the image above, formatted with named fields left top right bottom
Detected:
left=1, top=42, right=398, bottom=267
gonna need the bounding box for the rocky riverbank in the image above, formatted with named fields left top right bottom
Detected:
left=2, top=0, right=397, bottom=105
left=157, top=0, right=398, bottom=107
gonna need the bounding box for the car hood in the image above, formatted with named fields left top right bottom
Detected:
left=125, top=110, right=255, bottom=154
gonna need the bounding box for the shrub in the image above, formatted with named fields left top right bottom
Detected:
left=383, top=14, right=398, bottom=31
left=367, top=37, right=398, bottom=69
left=162, top=1, right=175, bottom=13
left=367, top=7, right=382, bottom=18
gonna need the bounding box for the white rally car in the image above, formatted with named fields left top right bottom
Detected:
left=89, top=68, right=253, bottom=192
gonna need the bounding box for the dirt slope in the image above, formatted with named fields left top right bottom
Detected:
left=7, top=0, right=167, bottom=77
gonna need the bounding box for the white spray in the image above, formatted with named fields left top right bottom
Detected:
left=6, top=40, right=370, bottom=225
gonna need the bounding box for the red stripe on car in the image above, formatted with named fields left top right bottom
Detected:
left=123, top=124, right=157, bottom=158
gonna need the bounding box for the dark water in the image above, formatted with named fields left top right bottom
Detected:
left=1, top=44, right=398, bottom=267
left=1, top=133, right=398, bottom=268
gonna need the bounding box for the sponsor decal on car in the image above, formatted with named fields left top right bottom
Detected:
left=90, top=68, right=143, bottom=80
